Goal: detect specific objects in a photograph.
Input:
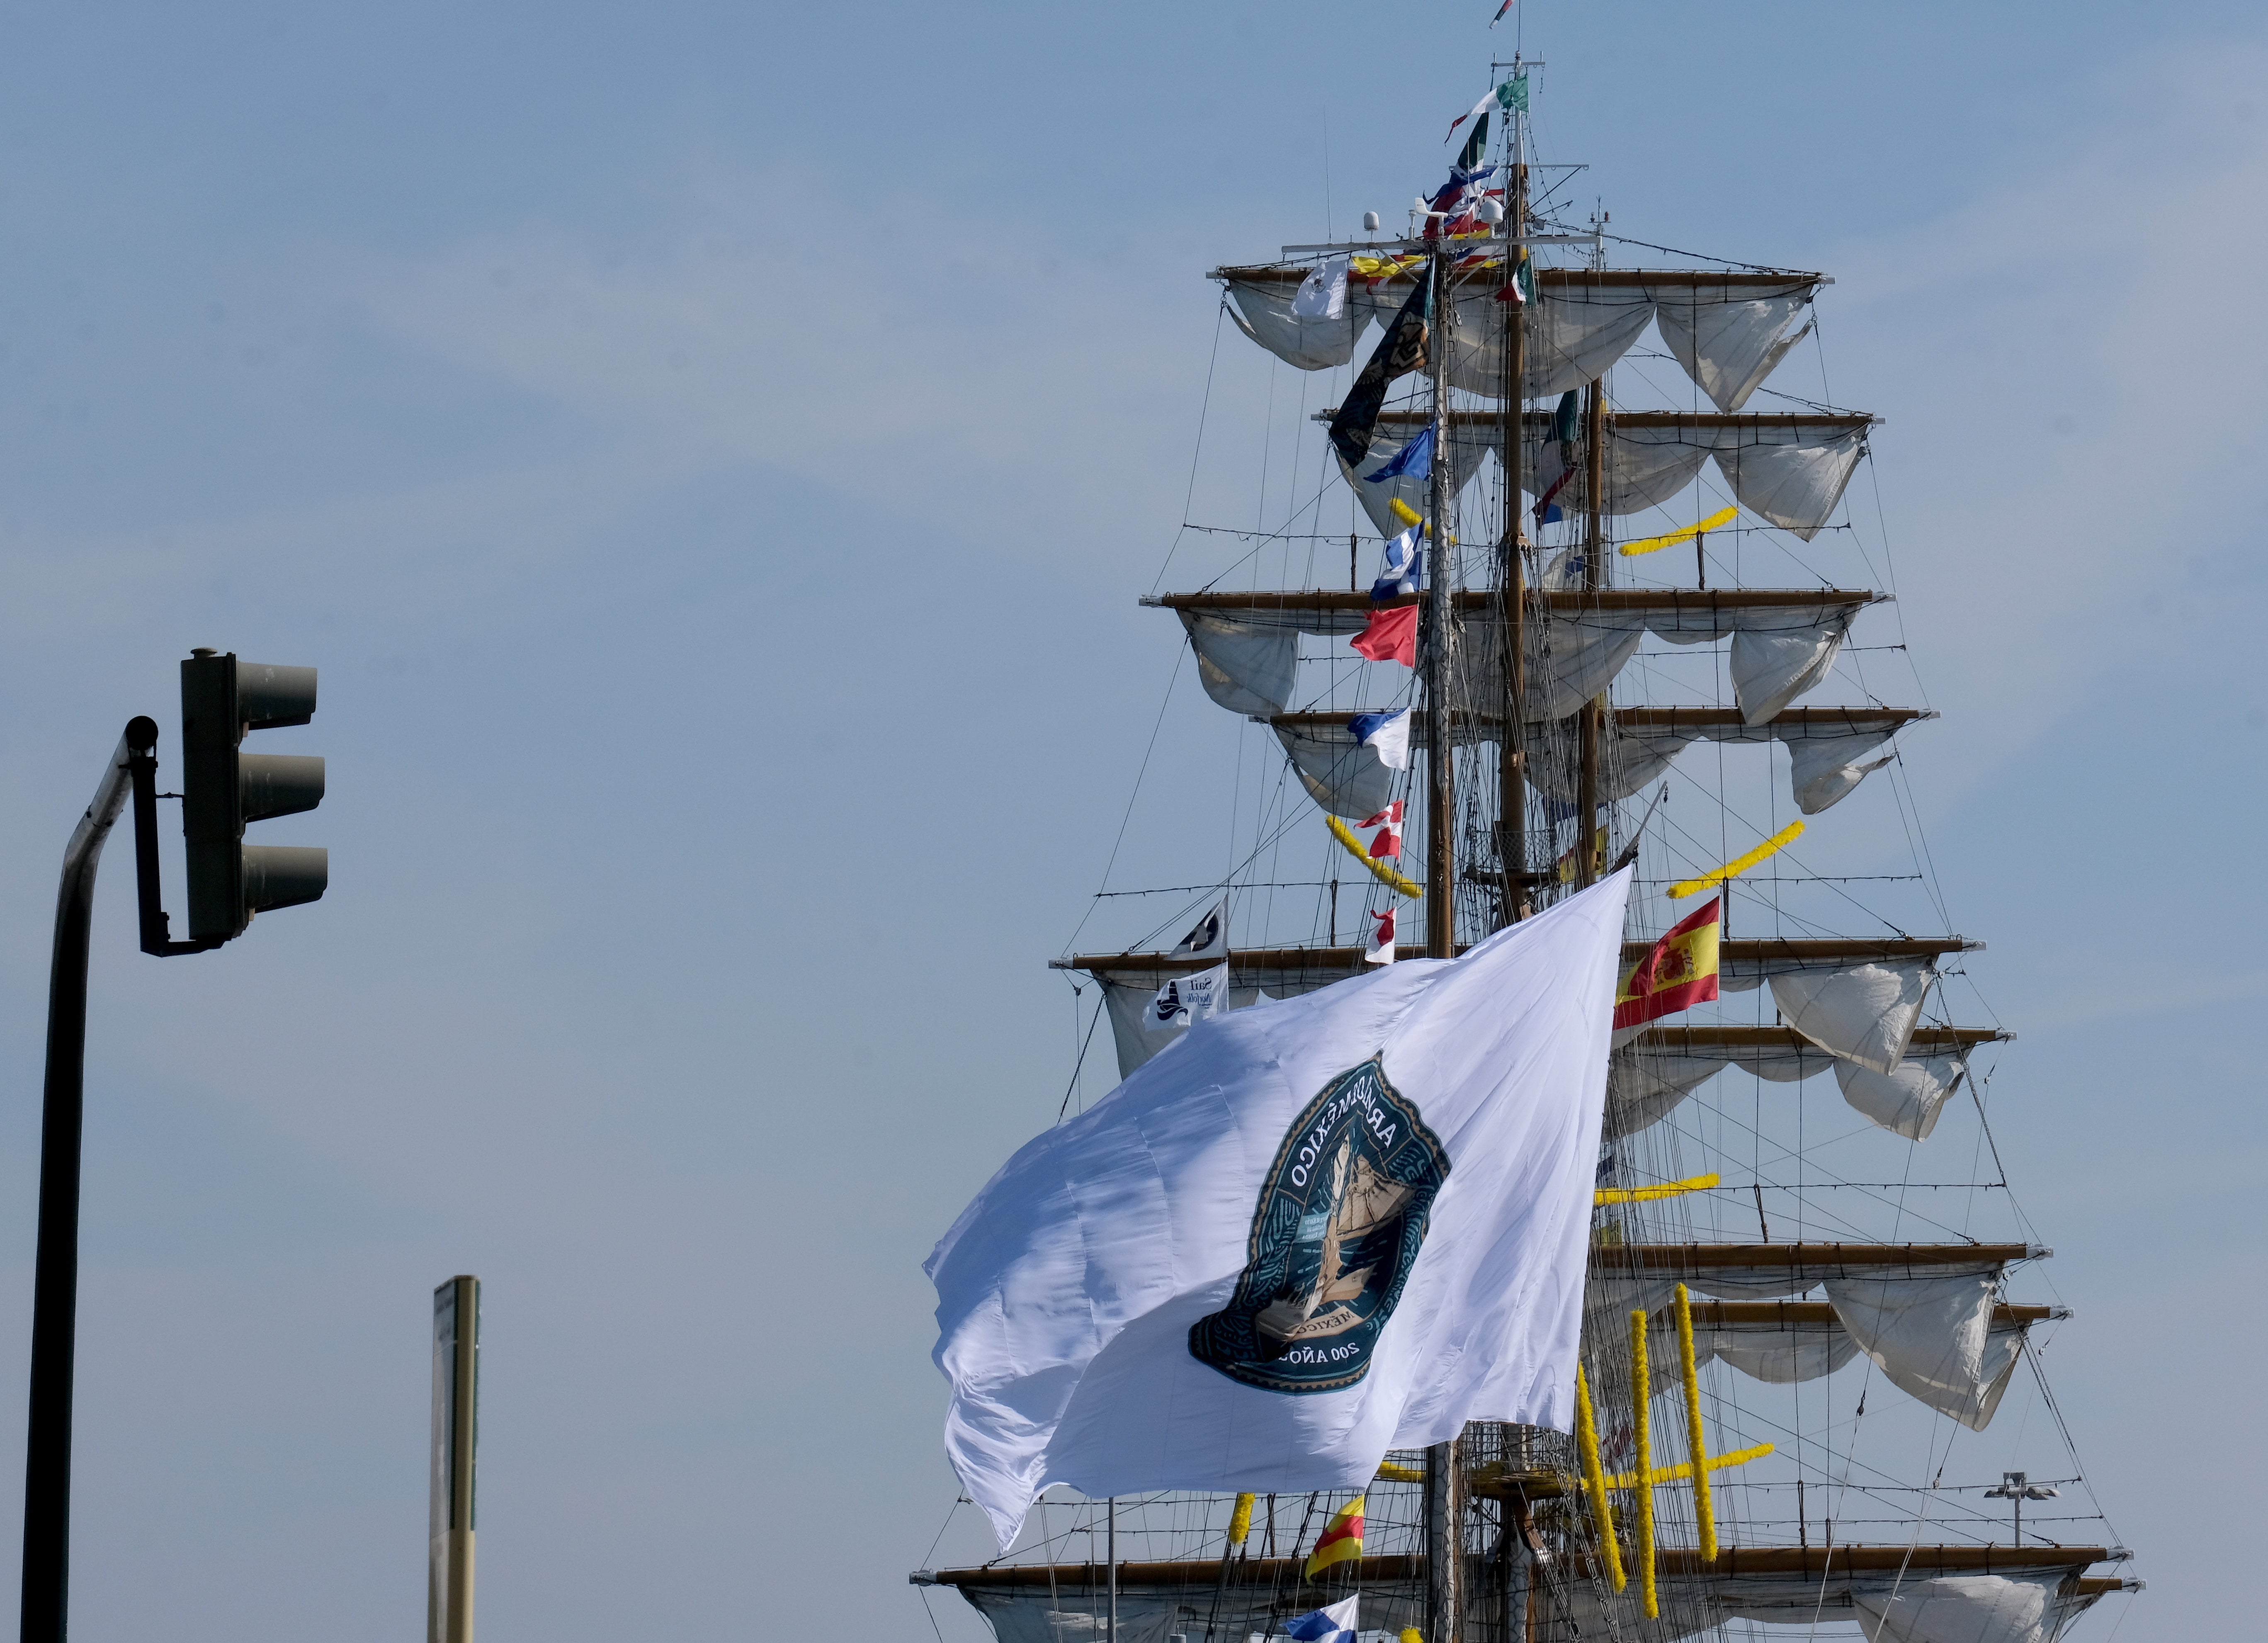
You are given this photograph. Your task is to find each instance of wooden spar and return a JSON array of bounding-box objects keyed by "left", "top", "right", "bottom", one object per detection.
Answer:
[
  {"left": 1632, "top": 1024, "right": 2010, "bottom": 1052},
  {"left": 1336, "top": 408, "right": 1878, "bottom": 433},
  {"left": 1051, "top": 935, "right": 1981, "bottom": 977},
  {"left": 1498, "top": 161, "right": 1529, "bottom": 928},
  {"left": 923, "top": 1545, "right": 2115, "bottom": 1590},
  {"left": 1592, "top": 1242, "right": 2046, "bottom": 1270},
  {"left": 1677, "top": 1301, "right": 2065, "bottom": 1326},
  {"left": 1576, "top": 378, "right": 1605, "bottom": 890},
  {"left": 1426, "top": 250, "right": 1456, "bottom": 963},
  {"left": 1213, "top": 265, "right": 1829, "bottom": 292},
  {"left": 1270, "top": 706, "right": 1929, "bottom": 737},
  {"left": 1147, "top": 588, "right": 1887, "bottom": 613}
]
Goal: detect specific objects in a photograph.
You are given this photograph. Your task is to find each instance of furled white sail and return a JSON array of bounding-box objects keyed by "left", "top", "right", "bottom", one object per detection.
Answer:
[
  {"left": 1092, "top": 972, "right": 1277, "bottom": 1080},
  {"left": 1825, "top": 1266, "right": 2030, "bottom": 1431},
  {"left": 1445, "top": 280, "right": 1657, "bottom": 398},
  {"left": 1527, "top": 710, "right": 1922, "bottom": 817},
  {"left": 1835, "top": 1054, "right": 1969, "bottom": 1141},
  {"left": 1693, "top": 1313, "right": 1862, "bottom": 1385},
  {"left": 1768, "top": 959, "right": 1935, "bottom": 1076},
  {"left": 1272, "top": 716, "right": 1404, "bottom": 820},
  {"left": 1608, "top": 1027, "right": 1973, "bottom": 1140},
  {"left": 1221, "top": 275, "right": 1373, "bottom": 370},
  {"left": 1853, "top": 1573, "right": 2069, "bottom": 1643},
  {"left": 1521, "top": 418, "right": 1870, "bottom": 540},
  {"left": 1651, "top": 280, "right": 1818, "bottom": 412}
]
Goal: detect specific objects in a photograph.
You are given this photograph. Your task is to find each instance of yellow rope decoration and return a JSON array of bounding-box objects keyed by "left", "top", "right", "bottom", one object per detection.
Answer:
[
  {"left": 1594, "top": 1173, "right": 1721, "bottom": 1206},
  {"left": 1600, "top": 1441, "right": 1774, "bottom": 1492},
  {"left": 1373, "top": 1460, "right": 1424, "bottom": 1482},
  {"left": 1326, "top": 813, "right": 1425, "bottom": 898},
  {"left": 1666, "top": 820, "right": 1805, "bottom": 900},
  {"left": 1227, "top": 1492, "right": 1255, "bottom": 1546},
  {"left": 1675, "top": 1284, "right": 1720, "bottom": 1562},
  {"left": 1629, "top": 1310, "right": 1658, "bottom": 1619},
  {"left": 1386, "top": 496, "right": 1457, "bottom": 543},
  {"left": 1618, "top": 504, "right": 1738, "bottom": 558},
  {"left": 1574, "top": 1365, "right": 1625, "bottom": 1592}
]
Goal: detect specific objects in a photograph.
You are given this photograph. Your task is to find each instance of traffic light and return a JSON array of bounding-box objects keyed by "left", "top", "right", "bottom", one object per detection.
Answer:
[{"left": 179, "top": 649, "right": 327, "bottom": 942}]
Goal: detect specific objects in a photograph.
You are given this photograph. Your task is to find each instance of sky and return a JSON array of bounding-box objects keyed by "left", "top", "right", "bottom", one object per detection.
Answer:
[{"left": 0, "top": 2, "right": 2259, "bottom": 1638}]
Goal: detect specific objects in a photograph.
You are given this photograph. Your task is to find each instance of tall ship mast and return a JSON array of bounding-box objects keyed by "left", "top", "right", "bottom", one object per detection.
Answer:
[{"left": 915, "top": 54, "right": 2138, "bottom": 1643}]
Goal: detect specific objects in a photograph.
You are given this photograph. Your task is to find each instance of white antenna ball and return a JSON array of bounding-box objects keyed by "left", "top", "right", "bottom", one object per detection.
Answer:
[
  {"left": 1362, "top": 211, "right": 1380, "bottom": 232},
  {"left": 1477, "top": 197, "right": 1505, "bottom": 224}
]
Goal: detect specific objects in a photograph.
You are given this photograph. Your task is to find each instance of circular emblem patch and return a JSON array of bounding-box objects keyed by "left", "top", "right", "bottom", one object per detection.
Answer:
[{"left": 1188, "top": 1057, "right": 1449, "bottom": 1394}]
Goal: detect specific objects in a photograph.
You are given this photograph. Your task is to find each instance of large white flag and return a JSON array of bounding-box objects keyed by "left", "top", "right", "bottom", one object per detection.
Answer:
[{"left": 926, "top": 872, "right": 1631, "bottom": 1546}]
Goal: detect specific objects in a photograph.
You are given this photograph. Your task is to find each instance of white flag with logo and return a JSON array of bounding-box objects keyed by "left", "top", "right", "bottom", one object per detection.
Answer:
[
  {"left": 926, "top": 872, "right": 1631, "bottom": 1546},
  {"left": 1144, "top": 961, "right": 1231, "bottom": 1034}
]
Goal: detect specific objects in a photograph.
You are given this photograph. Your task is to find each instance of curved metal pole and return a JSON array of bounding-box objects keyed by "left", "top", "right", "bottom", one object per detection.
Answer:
[{"left": 20, "top": 717, "right": 154, "bottom": 1643}]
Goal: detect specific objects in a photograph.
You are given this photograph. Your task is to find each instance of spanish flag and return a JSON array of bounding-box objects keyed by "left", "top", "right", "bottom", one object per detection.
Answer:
[
  {"left": 1304, "top": 1494, "right": 1365, "bottom": 1580},
  {"left": 1613, "top": 898, "right": 1721, "bottom": 1029}
]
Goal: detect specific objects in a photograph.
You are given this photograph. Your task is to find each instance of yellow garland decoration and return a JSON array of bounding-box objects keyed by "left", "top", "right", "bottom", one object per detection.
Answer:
[
  {"left": 1667, "top": 820, "right": 1805, "bottom": 900},
  {"left": 1227, "top": 1492, "right": 1255, "bottom": 1546},
  {"left": 1386, "top": 497, "right": 1457, "bottom": 544},
  {"left": 1374, "top": 1460, "right": 1425, "bottom": 1482},
  {"left": 1573, "top": 1365, "right": 1626, "bottom": 1592},
  {"left": 1629, "top": 1310, "right": 1658, "bottom": 1619},
  {"left": 1600, "top": 1441, "right": 1774, "bottom": 1492},
  {"left": 1594, "top": 1173, "right": 1721, "bottom": 1206},
  {"left": 1675, "top": 1284, "right": 1720, "bottom": 1562},
  {"left": 1618, "top": 504, "right": 1739, "bottom": 558},
  {"left": 1326, "top": 813, "right": 1425, "bottom": 898}
]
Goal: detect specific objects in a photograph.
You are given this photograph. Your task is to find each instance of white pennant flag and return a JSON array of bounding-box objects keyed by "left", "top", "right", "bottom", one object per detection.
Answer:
[
  {"left": 926, "top": 872, "right": 1632, "bottom": 1546},
  {"left": 1291, "top": 253, "right": 1350, "bottom": 321}
]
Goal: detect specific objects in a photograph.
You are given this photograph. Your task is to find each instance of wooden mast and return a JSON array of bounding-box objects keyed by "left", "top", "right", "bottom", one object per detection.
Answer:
[
  {"left": 1422, "top": 238, "right": 1464, "bottom": 1643},
  {"left": 1497, "top": 158, "right": 1529, "bottom": 930},
  {"left": 1425, "top": 251, "right": 1456, "bottom": 960},
  {"left": 1574, "top": 377, "right": 1605, "bottom": 888}
]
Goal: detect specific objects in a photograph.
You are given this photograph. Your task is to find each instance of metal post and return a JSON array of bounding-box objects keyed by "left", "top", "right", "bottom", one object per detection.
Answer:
[
  {"left": 430, "top": 1276, "right": 479, "bottom": 1643},
  {"left": 1425, "top": 251, "right": 1456, "bottom": 959},
  {"left": 1107, "top": 1497, "right": 1117, "bottom": 1643},
  {"left": 19, "top": 719, "right": 151, "bottom": 1643}
]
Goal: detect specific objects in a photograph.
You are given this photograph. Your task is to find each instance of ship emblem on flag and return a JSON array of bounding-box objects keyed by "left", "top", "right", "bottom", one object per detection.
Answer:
[
  {"left": 1612, "top": 897, "right": 1722, "bottom": 1029},
  {"left": 1188, "top": 1059, "right": 1448, "bottom": 1394}
]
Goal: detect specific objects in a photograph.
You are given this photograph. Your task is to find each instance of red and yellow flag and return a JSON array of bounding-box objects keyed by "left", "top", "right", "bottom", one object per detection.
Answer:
[
  {"left": 1613, "top": 898, "right": 1721, "bottom": 1030},
  {"left": 1304, "top": 1494, "right": 1365, "bottom": 1580}
]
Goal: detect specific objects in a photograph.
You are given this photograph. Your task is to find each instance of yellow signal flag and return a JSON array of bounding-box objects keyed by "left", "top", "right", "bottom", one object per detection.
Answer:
[
  {"left": 1619, "top": 504, "right": 1739, "bottom": 558},
  {"left": 1555, "top": 825, "right": 1608, "bottom": 885},
  {"left": 1666, "top": 820, "right": 1804, "bottom": 900},
  {"left": 1303, "top": 1494, "right": 1365, "bottom": 1580}
]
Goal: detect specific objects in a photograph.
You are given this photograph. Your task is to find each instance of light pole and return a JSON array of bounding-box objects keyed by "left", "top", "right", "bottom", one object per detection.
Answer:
[
  {"left": 1983, "top": 1471, "right": 2058, "bottom": 1544},
  {"left": 19, "top": 655, "right": 327, "bottom": 1643}
]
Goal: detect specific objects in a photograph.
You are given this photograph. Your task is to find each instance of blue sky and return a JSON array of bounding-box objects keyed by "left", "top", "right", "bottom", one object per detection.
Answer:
[{"left": 0, "top": 2, "right": 2259, "bottom": 1638}]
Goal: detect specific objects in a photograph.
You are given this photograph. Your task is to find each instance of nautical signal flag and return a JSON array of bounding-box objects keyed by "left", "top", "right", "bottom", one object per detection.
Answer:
[
  {"left": 1372, "top": 526, "right": 1423, "bottom": 601},
  {"left": 1364, "top": 908, "right": 1396, "bottom": 965},
  {"left": 1357, "top": 800, "right": 1404, "bottom": 861},
  {"left": 1363, "top": 424, "right": 1434, "bottom": 486},
  {"left": 1284, "top": 1594, "right": 1360, "bottom": 1642},
  {"left": 1612, "top": 898, "right": 1722, "bottom": 1030},
  {"left": 1348, "top": 707, "right": 1412, "bottom": 770},
  {"left": 1350, "top": 606, "right": 1418, "bottom": 667},
  {"left": 1305, "top": 1496, "right": 1366, "bottom": 1579}
]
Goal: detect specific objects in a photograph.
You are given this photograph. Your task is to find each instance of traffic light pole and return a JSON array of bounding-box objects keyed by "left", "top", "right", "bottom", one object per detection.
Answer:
[{"left": 20, "top": 717, "right": 154, "bottom": 1643}]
